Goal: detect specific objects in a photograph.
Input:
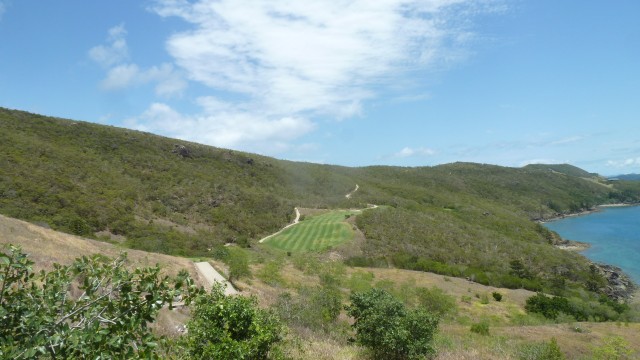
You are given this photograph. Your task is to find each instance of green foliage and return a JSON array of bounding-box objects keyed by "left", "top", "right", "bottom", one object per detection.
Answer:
[
  {"left": 414, "top": 286, "right": 458, "bottom": 318},
  {"left": 525, "top": 293, "right": 571, "bottom": 320},
  {"left": 525, "top": 292, "right": 630, "bottom": 322},
  {"left": 591, "top": 336, "right": 634, "bottom": 360},
  {"left": 470, "top": 321, "right": 490, "bottom": 336},
  {"left": 346, "top": 288, "right": 439, "bottom": 360},
  {"left": 0, "top": 245, "right": 201, "bottom": 359},
  {"left": 256, "top": 260, "right": 285, "bottom": 286},
  {"left": 226, "top": 247, "right": 251, "bottom": 282},
  {"left": 181, "top": 284, "right": 284, "bottom": 360},
  {"left": 492, "top": 292, "right": 503, "bottom": 302},
  {"left": 516, "top": 337, "right": 566, "bottom": 360}
]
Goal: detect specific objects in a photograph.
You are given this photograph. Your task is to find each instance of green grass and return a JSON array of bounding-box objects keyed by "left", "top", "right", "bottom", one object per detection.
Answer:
[{"left": 264, "top": 210, "right": 360, "bottom": 252}]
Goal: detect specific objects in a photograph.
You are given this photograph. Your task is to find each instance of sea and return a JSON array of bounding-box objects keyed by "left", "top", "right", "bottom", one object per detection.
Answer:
[{"left": 544, "top": 206, "right": 640, "bottom": 283}]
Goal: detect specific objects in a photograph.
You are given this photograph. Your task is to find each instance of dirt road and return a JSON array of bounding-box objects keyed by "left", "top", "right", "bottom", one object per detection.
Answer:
[{"left": 194, "top": 261, "right": 238, "bottom": 295}]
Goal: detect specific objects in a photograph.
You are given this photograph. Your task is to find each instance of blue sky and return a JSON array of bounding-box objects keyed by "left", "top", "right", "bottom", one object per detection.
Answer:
[{"left": 1, "top": 0, "right": 638, "bottom": 175}]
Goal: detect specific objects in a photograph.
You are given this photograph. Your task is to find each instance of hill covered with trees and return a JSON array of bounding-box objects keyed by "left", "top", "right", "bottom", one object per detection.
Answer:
[{"left": 2, "top": 107, "right": 640, "bottom": 296}]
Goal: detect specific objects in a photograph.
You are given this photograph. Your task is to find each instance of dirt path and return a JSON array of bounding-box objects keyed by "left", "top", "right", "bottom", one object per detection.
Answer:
[
  {"left": 194, "top": 261, "right": 238, "bottom": 295},
  {"left": 258, "top": 207, "right": 300, "bottom": 243},
  {"left": 345, "top": 184, "right": 359, "bottom": 199}
]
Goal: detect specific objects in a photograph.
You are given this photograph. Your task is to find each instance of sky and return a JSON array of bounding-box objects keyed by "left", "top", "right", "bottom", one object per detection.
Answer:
[{"left": 1, "top": 0, "right": 639, "bottom": 175}]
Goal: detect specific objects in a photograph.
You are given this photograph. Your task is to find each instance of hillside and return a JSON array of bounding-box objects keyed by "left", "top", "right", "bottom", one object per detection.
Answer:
[{"left": 2, "top": 107, "right": 640, "bottom": 297}]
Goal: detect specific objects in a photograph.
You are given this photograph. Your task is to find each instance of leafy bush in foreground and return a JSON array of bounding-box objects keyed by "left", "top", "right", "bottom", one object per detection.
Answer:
[
  {"left": 0, "top": 245, "right": 201, "bottom": 359},
  {"left": 181, "top": 284, "right": 284, "bottom": 360},
  {"left": 346, "top": 288, "right": 439, "bottom": 360}
]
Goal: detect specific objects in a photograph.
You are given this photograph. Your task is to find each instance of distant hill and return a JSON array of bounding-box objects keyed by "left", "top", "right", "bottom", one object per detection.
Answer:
[
  {"left": 523, "top": 163, "right": 599, "bottom": 178},
  {"left": 2, "top": 107, "right": 640, "bottom": 294},
  {"left": 610, "top": 173, "right": 640, "bottom": 181}
]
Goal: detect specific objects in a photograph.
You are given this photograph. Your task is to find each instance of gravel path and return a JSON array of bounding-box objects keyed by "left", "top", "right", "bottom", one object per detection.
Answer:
[{"left": 194, "top": 261, "right": 238, "bottom": 295}]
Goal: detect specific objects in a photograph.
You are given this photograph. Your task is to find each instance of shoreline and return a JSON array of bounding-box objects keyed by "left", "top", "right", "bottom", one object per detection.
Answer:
[
  {"left": 539, "top": 202, "right": 638, "bottom": 223},
  {"left": 544, "top": 203, "right": 640, "bottom": 300}
]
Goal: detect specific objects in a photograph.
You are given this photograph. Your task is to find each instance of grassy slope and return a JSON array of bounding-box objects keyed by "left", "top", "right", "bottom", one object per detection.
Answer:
[
  {"left": 263, "top": 209, "right": 360, "bottom": 252},
  {"left": 2, "top": 212, "right": 639, "bottom": 359}
]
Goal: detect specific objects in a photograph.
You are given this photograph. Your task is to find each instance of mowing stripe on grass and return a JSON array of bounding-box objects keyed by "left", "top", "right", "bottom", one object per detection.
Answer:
[{"left": 264, "top": 210, "right": 359, "bottom": 252}]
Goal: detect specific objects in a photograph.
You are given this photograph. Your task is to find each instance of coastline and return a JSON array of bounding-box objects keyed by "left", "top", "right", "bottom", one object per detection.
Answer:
[
  {"left": 544, "top": 203, "right": 640, "bottom": 300},
  {"left": 539, "top": 202, "right": 637, "bottom": 223}
]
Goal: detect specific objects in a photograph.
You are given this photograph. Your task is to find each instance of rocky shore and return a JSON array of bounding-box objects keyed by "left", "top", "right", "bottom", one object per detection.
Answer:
[{"left": 592, "top": 263, "right": 637, "bottom": 301}]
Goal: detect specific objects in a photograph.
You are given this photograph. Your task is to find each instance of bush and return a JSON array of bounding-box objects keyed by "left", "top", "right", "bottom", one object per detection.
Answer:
[
  {"left": 517, "top": 337, "right": 565, "bottom": 360},
  {"left": 0, "top": 245, "right": 201, "bottom": 359},
  {"left": 470, "top": 321, "right": 490, "bottom": 336},
  {"left": 415, "top": 286, "right": 457, "bottom": 318},
  {"left": 182, "top": 284, "right": 283, "bottom": 359},
  {"left": 492, "top": 292, "right": 503, "bottom": 302},
  {"left": 346, "top": 288, "right": 439, "bottom": 360},
  {"left": 591, "top": 336, "right": 634, "bottom": 360}
]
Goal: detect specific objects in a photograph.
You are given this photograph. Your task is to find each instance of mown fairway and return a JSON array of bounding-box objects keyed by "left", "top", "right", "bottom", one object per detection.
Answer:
[{"left": 264, "top": 210, "right": 359, "bottom": 251}]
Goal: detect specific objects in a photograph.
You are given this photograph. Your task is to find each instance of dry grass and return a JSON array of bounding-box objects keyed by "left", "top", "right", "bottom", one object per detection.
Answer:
[{"left": 0, "top": 214, "right": 206, "bottom": 286}]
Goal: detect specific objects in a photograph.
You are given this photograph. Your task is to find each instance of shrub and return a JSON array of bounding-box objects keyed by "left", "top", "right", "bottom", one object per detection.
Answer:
[
  {"left": 492, "top": 292, "right": 503, "bottom": 302},
  {"left": 415, "top": 286, "right": 457, "bottom": 318},
  {"left": 591, "top": 336, "right": 634, "bottom": 360},
  {"left": 517, "top": 337, "right": 565, "bottom": 360},
  {"left": 346, "top": 288, "right": 439, "bottom": 360},
  {"left": 182, "top": 284, "right": 283, "bottom": 359},
  {"left": 0, "top": 245, "right": 201, "bottom": 359},
  {"left": 470, "top": 321, "right": 490, "bottom": 336}
]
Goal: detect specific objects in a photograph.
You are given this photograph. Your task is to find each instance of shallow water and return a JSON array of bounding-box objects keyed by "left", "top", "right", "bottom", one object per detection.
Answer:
[{"left": 544, "top": 206, "right": 640, "bottom": 283}]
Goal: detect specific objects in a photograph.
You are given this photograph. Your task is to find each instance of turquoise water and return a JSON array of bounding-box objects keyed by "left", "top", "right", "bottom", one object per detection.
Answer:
[{"left": 544, "top": 206, "right": 640, "bottom": 283}]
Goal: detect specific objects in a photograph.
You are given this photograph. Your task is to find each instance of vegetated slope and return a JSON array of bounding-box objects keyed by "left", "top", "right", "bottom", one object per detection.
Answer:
[
  {"left": 523, "top": 163, "right": 599, "bottom": 179},
  {"left": 0, "top": 108, "right": 355, "bottom": 256},
  {"left": 2, "top": 107, "right": 640, "bottom": 297},
  {"left": 0, "top": 213, "right": 204, "bottom": 284}
]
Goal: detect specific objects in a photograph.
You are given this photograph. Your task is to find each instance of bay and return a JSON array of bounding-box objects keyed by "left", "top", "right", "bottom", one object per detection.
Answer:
[{"left": 544, "top": 206, "right": 640, "bottom": 283}]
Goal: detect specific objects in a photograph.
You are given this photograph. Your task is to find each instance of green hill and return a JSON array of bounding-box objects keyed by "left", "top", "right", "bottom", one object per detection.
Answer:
[{"left": 2, "top": 107, "right": 640, "bottom": 296}]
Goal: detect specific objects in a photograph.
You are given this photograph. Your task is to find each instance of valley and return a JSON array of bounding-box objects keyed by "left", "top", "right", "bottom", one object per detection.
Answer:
[{"left": 2, "top": 107, "right": 640, "bottom": 358}]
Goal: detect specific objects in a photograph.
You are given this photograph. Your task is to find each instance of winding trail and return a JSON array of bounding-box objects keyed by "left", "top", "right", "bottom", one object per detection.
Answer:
[
  {"left": 258, "top": 207, "right": 300, "bottom": 243},
  {"left": 194, "top": 261, "right": 238, "bottom": 295},
  {"left": 345, "top": 184, "right": 359, "bottom": 199}
]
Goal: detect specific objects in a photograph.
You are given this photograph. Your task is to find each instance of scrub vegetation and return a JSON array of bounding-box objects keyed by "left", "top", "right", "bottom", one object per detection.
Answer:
[{"left": 2, "top": 108, "right": 640, "bottom": 358}]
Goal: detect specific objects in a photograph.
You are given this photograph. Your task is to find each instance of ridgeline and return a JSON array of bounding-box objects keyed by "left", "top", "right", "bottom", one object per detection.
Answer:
[{"left": 2, "top": 107, "right": 640, "bottom": 295}]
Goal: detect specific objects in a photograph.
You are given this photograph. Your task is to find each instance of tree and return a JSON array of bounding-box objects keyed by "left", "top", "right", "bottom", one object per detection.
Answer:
[
  {"left": 0, "top": 245, "right": 201, "bottom": 359},
  {"left": 345, "top": 288, "right": 439, "bottom": 360},
  {"left": 181, "top": 284, "right": 283, "bottom": 360}
]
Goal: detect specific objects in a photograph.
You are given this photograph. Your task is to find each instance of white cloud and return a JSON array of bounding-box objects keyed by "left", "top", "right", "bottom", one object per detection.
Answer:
[
  {"left": 126, "top": 101, "right": 316, "bottom": 150},
  {"left": 88, "top": 24, "right": 129, "bottom": 67},
  {"left": 100, "top": 63, "right": 187, "bottom": 97},
  {"left": 90, "top": 25, "right": 187, "bottom": 97},
  {"left": 142, "top": 0, "right": 496, "bottom": 149},
  {"left": 549, "top": 136, "right": 584, "bottom": 146},
  {"left": 606, "top": 158, "right": 640, "bottom": 169},
  {"left": 395, "top": 146, "right": 436, "bottom": 158}
]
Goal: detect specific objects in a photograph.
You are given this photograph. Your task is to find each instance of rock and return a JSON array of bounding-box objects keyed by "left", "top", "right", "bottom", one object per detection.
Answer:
[
  {"left": 172, "top": 144, "right": 192, "bottom": 158},
  {"left": 592, "top": 263, "right": 637, "bottom": 301}
]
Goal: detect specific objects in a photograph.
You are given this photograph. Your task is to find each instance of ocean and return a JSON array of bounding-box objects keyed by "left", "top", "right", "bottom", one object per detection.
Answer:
[{"left": 544, "top": 206, "right": 640, "bottom": 283}]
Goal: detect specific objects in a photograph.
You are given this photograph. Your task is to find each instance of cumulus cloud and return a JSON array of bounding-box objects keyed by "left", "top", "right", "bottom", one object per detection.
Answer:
[
  {"left": 395, "top": 146, "right": 436, "bottom": 158},
  {"left": 136, "top": 0, "right": 496, "bottom": 150},
  {"left": 90, "top": 25, "right": 187, "bottom": 97},
  {"left": 126, "top": 101, "right": 316, "bottom": 150}
]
